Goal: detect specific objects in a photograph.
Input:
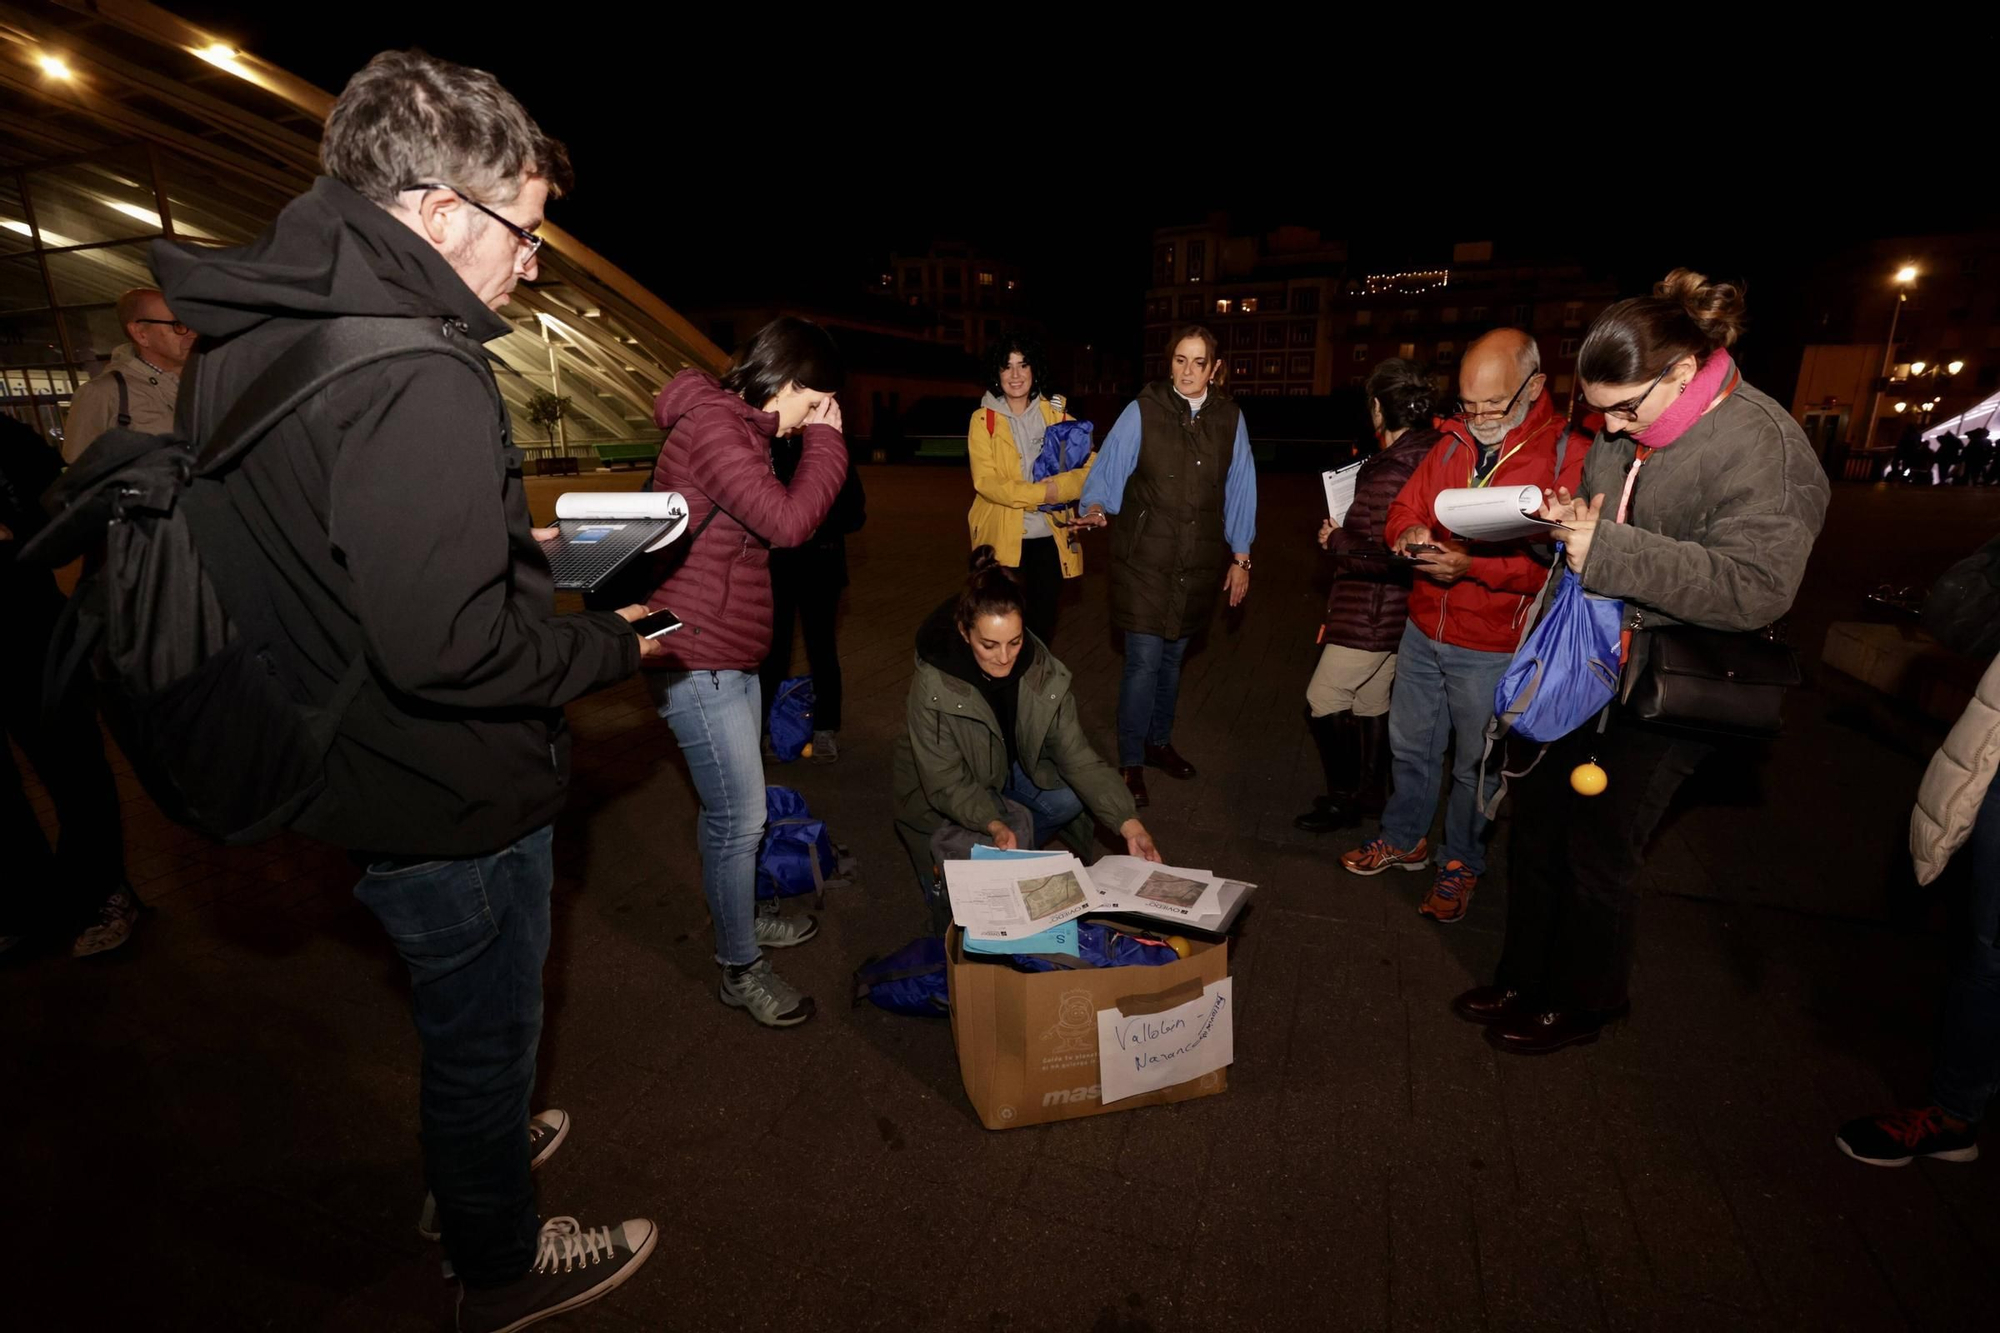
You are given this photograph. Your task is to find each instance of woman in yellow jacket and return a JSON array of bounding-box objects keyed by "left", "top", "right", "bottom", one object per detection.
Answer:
[{"left": 966, "top": 332, "right": 1093, "bottom": 646}]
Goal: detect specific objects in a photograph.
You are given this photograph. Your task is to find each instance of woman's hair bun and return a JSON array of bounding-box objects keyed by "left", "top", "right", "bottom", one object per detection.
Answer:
[
  {"left": 1654, "top": 268, "right": 1746, "bottom": 350},
  {"left": 969, "top": 543, "right": 1000, "bottom": 574}
]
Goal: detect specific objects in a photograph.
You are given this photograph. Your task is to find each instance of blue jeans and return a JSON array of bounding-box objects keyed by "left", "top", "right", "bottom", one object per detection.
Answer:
[
  {"left": 649, "top": 669, "right": 765, "bottom": 968},
  {"left": 1380, "top": 619, "right": 1512, "bottom": 872},
  {"left": 353, "top": 825, "right": 554, "bottom": 1289},
  {"left": 1004, "top": 761, "right": 1086, "bottom": 847},
  {"left": 1932, "top": 774, "right": 2000, "bottom": 1123},
  {"left": 1119, "top": 632, "right": 1190, "bottom": 767}
]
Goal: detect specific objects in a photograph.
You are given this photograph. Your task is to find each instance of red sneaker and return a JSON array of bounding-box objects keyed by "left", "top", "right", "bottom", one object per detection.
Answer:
[
  {"left": 1418, "top": 861, "right": 1478, "bottom": 923},
  {"left": 1340, "top": 836, "right": 1429, "bottom": 876}
]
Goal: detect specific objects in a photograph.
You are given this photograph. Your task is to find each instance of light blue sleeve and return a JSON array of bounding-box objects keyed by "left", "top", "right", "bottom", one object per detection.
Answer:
[
  {"left": 1224, "top": 412, "right": 1257, "bottom": 552},
  {"left": 1079, "top": 401, "right": 1143, "bottom": 514}
]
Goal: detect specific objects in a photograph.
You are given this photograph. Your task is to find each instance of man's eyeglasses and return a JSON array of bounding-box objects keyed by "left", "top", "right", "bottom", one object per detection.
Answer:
[
  {"left": 402, "top": 182, "right": 544, "bottom": 257},
  {"left": 1456, "top": 370, "right": 1540, "bottom": 421},
  {"left": 1589, "top": 358, "right": 1678, "bottom": 424},
  {"left": 133, "top": 317, "right": 189, "bottom": 334}
]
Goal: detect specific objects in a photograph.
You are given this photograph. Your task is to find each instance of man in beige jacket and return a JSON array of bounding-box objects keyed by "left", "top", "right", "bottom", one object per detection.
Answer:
[{"left": 59, "top": 287, "right": 197, "bottom": 463}]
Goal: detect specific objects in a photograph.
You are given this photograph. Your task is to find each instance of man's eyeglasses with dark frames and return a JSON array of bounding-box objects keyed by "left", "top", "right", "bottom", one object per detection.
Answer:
[
  {"left": 133, "top": 318, "right": 189, "bottom": 334},
  {"left": 1591, "top": 358, "right": 1678, "bottom": 424},
  {"left": 401, "top": 183, "right": 544, "bottom": 257},
  {"left": 1455, "top": 370, "right": 1540, "bottom": 421}
]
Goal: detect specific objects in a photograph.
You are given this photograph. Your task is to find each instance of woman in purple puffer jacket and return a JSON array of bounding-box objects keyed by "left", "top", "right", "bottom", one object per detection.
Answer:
[
  {"left": 643, "top": 317, "right": 848, "bottom": 1030},
  {"left": 1296, "top": 358, "right": 1442, "bottom": 832}
]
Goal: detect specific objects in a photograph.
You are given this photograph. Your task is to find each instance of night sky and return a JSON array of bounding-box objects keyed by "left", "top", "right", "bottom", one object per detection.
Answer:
[{"left": 177, "top": 4, "right": 1970, "bottom": 387}]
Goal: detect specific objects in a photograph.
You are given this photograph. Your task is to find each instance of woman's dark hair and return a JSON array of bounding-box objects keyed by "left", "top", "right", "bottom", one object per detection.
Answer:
[
  {"left": 720, "top": 316, "right": 844, "bottom": 408},
  {"left": 957, "top": 545, "right": 1027, "bottom": 634},
  {"left": 1365, "top": 358, "right": 1435, "bottom": 432},
  {"left": 1577, "top": 268, "right": 1747, "bottom": 386},
  {"left": 1165, "top": 323, "right": 1226, "bottom": 388},
  {"left": 985, "top": 331, "right": 1049, "bottom": 398}
]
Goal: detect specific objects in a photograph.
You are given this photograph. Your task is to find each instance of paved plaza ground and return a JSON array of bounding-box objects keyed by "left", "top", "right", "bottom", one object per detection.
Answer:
[{"left": 7, "top": 465, "right": 2000, "bottom": 1332}]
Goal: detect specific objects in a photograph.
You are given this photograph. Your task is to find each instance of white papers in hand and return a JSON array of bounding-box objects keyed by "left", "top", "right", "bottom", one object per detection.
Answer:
[
  {"left": 1096, "top": 977, "right": 1234, "bottom": 1105},
  {"left": 943, "top": 854, "right": 1098, "bottom": 941},
  {"left": 1322, "top": 461, "right": 1363, "bottom": 524},
  {"left": 1432, "top": 485, "right": 1553, "bottom": 542},
  {"left": 554, "top": 490, "right": 690, "bottom": 552}
]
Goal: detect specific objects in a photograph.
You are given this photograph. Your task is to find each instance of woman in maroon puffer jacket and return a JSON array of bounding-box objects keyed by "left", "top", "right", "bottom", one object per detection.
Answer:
[
  {"left": 1296, "top": 359, "right": 1442, "bottom": 832},
  {"left": 642, "top": 317, "right": 848, "bottom": 1029}
]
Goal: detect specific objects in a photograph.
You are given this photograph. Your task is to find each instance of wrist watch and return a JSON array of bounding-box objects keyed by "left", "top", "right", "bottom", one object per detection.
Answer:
[{"left": 1232, "top": 556, "right": 1252, "bottom": 572}]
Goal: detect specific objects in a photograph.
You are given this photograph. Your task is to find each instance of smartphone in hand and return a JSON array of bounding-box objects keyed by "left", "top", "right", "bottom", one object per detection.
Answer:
[{"left": 631, "top": 608, "right": 684, "bottom": 639}]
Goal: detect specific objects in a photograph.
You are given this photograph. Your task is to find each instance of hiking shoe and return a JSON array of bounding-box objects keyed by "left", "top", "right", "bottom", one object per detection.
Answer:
[
  {"left": 753, "top": 909, "right": 819, "bottom": 949},
  {"left": 810, "top": 729, "right": 839, "bottom": 763},
  {"left": 1340, "top": 836, "right": 1429, "bottom": 876},
  {"left": 1419, "top": 861, "right": 1479, "bottom": 924},
  {"left": 719, "top": 957, "right": 815, "bottom": 1027},
  {"left": 72, "top": 889, "right": 139, "bottom": 958},
  {"left": 422, "top": 1110, "right": 572, "bottom": 1242},
  {"left": 455, "top": 1216, "right": 658, "bottom": 1333},
  {"left": 1836, "top": 1105, "right": 1980, "bottom": 1167}
]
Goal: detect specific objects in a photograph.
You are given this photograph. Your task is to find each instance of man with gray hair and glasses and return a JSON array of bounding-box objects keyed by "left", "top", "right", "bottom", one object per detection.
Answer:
[
  {"left": 153, "top": 49, "right": 659, "bottom": 1331},
  {"left": 1340, "top": 328, "right": 1591, "bottom": 926}
]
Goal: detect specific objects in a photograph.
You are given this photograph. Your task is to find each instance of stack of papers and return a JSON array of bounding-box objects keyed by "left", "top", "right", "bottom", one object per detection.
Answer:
[
  {"left": 1432, "top": 485, "right": 1555, "bottom": 542},
  {"left": 1321, "top": 461, "right": 1363, "bottom": 524},
  {"left": 943, "top": 853, "right": 1257, "bottom": 943}
]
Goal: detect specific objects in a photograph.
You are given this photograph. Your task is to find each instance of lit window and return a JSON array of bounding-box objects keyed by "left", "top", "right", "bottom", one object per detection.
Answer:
[
  {"left": 1240, "top": 298, "right": 1259, "bottom": 314},
  {"left": 1005, "top": 279, "right": 1017, "bottom": 291},
  {"left": 978, "top": 271, "right": 995, "bottom": 287},
  {"left": 1398, "top": 343, "right": 1416, "bottom": 359},
  {"left": 1216, "top": 299, "right": 1232, "bottom": 314}
]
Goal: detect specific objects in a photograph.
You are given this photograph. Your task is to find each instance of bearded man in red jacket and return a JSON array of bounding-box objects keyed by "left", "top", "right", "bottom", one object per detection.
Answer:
[{"left": 1340, "top": 329, "right": 1589, "bottom": 923}]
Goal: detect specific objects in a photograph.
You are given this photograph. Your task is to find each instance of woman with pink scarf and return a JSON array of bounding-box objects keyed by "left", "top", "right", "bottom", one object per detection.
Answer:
[{"left": 1452, "top": 270, "right": 1831, "bottom": 1054}]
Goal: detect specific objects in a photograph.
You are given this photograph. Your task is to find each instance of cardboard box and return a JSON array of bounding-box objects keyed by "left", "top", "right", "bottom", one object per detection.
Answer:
[{"left": 945, "top": 925, "right": 1230, "bottom": 1129}]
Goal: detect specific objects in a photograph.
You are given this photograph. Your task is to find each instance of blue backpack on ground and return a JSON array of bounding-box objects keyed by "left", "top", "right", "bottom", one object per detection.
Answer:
[
  {"left": 853, "top": 937, "right": 949, "bottom": 1017},
  {"left": 767, "top": 675, "right": 814, "bottom": 761},
  {"left": 757, "top": 786, "right": 852, "bottom": 903},
  {"left": 1479, "top": 549, "right": 1624, "bottom": 815},
  {"left": 1033, "top": 420, "right": 1094, "bottom": 512}
]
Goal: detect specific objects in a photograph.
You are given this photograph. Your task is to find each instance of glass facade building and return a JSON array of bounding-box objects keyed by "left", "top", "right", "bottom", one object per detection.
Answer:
[{"left": 0, "top": 1, "right": 725, "bottom": 458}]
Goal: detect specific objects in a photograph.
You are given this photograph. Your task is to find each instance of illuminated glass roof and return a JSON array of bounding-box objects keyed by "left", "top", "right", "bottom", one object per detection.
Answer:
[{"left": 0, "top": 0, "right": 724, "bottom": 454}]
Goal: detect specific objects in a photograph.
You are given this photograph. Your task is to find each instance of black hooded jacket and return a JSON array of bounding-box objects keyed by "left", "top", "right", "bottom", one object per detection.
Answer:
[
  {"left": 154, "top": 176, "right": 638, "bottom": 857},
  {"left": 914, "top": 596, "right": 1035, "bottom": 773}
]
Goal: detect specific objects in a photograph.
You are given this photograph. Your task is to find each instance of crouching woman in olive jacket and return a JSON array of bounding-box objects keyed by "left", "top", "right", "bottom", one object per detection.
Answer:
[{"left": 893, "top": 547, "right": 1163, "bottom": 924}]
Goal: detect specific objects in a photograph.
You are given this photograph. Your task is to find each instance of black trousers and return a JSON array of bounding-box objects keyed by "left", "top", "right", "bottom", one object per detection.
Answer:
[
  {"left": 760, "top": 551, "right": 845, "bottom": 732},
  {"left": 1495, "top": 715, "right": 1711, "bottom": 1012},
  {"left": 1, "top": 569, "right": 126, "bottom": 935},
  {"left": 1014, "top": 535, "right": 1063, "bottom": 648}
]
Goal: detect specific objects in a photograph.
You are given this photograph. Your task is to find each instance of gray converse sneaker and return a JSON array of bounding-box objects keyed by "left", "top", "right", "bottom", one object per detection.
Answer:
[
  {"left": 72, "top": 889, "right": 139, "bottom": 958},
  {"left": 719, "top": 957, "right": 815, "bottom": 1027},
  {"left": 810, "top": 729, "right": 839, "bottom": 763},
  {"left": 422, "top": 1110, "right": 572, "bottom": 1246},
  {"left": 752, "top": 908, "right": 819, "bottom": 949},
  {"left": 455, "top": 1216, "right": 657, "bottom": 1333}
]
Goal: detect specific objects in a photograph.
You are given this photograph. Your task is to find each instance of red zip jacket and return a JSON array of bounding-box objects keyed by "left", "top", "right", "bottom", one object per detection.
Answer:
[
  {"left": 643, "top": 370, "right": 848, "bottom": 671},
  {"left": 1384, "top": 391, "right": 1590, "bottom": 653}
]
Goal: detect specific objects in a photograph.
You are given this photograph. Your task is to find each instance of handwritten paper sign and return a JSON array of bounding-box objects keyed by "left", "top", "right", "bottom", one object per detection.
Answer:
[{"left": 1095, "top": 977, "right": 1234, "bottom": 1105}]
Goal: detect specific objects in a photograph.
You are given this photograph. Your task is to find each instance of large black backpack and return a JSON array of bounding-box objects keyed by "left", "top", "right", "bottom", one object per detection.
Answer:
[{"left": 21, "top": 316, "right": 498, "bottom": 845}]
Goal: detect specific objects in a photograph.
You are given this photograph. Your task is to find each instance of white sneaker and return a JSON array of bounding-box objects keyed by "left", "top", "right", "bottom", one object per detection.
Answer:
[
  {"left": 72, "top": 890, "right": 139, "bottom": 958},
  {"left": 752, "top": 909, "right": 819, "bottom": 949},
  {"left": 719, "top": 957, "right": 814, "bottom": 1027}
]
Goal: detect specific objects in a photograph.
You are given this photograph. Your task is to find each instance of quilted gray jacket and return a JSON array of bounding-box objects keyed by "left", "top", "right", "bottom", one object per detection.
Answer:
[{"left": 1578, "top": 381, "right": 1829, "bottom": 631}]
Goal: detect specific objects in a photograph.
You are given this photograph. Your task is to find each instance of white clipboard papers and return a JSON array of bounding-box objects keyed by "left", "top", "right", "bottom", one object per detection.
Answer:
[{"left": 539, "top": 490, "right": 692, "bottom": 592}]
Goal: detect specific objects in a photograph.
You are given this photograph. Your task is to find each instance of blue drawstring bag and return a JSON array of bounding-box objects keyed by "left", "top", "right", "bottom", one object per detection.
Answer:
[
  {"left": 1009, "top": 923, "right": 1181, "bottom": 973},
  {"left": 853, "top": 937, "right": 948, "bottom": 1017},
  {"left": 1478, "top": 550, "right": 1624, "bottom": 817},
  {"left": 1492, "top": 566, "right": 1625, "bottom": 743},
  {"left": 1033, "top": 420, "right": 1094, "bottom": 512},
  {"left": 757, "top": 786, "right": 848, "bottom": 902},
  {"left": 767, "top": 675, "right": 814, "bottom": 761}
]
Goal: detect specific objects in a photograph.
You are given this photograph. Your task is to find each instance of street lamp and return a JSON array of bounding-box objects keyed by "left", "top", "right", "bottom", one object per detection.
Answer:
[{"left": 1863, "top": 264, "right": 1920, "bottom": 451}]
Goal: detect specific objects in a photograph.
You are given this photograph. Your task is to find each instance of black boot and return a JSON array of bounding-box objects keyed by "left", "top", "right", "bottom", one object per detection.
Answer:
[
  {"left": 1352, "top": 712, "right": 1390, "bottom": 819},
  {"left": 1294, "top": 712, "right": 1360, "bottom": 832}
]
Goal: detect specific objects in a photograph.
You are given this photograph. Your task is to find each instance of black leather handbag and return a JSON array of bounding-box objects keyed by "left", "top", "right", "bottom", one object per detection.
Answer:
[{"left": 1622, "top": 619, "right": 1801, "bottom": 738}]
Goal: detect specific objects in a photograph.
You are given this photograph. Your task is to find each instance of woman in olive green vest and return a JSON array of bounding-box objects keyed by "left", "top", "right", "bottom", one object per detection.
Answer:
[{"left": 1076, "top": 326, "right": 1258, "bottom": 808}]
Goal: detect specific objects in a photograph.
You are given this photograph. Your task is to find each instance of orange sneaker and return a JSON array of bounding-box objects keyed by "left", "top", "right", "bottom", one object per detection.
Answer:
[
  {"left": 1340, "top": 836, "right": 1429, "bottom": 876},
  {"left": 1418, "top": 861, "right": 1478, "bottom": 923}
]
